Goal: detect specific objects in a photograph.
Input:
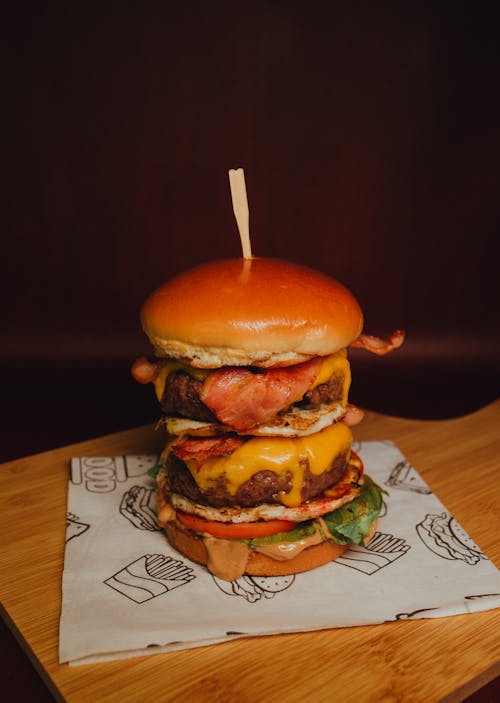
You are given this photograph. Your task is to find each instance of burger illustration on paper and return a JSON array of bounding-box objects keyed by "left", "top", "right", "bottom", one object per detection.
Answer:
[
  {"left": 119, "top": 485, "right": 161, "bottom": 531},
  {"left": 131, "top": 169, "right": 405, "bottom": 581},
  {"left": 416, "top": 512, "right": 487, "bottom": 565}
]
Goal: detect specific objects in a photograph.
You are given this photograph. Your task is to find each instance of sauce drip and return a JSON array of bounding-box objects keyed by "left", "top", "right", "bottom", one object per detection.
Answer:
[
  {"left": 253, "top": 529, "right": 324, "bottom": 562},
  {"left": 203, "top": 536, "right": 251, "bottom": 581},
  {"left": 202, "top": 525, "right": 329, "bottom": 579}
]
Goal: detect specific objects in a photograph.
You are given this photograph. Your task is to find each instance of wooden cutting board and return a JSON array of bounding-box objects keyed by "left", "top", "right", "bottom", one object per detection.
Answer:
[{"left": 1, "top": 402, "right": 499, "bottom": 703}]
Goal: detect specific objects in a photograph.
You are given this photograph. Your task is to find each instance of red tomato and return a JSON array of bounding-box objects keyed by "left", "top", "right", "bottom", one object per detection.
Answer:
[{"left": 177, "top": 511, "right": 296, "bottom": 539}]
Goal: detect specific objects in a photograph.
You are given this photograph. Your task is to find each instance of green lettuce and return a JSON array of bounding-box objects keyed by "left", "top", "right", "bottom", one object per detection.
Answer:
[
  {"left": 321, "top": 475, "right": 384, "bottom": 546},
  {"left": 147, "top": 463, "right": 162, "bottom": 480},
  {"left": 244, "top": 475, "right": 385, "bottom": 550}
]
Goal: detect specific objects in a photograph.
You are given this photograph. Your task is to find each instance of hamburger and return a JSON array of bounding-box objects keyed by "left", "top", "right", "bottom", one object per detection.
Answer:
[{"left": 132, "top": 257, "right": 403, "bottom": 581}]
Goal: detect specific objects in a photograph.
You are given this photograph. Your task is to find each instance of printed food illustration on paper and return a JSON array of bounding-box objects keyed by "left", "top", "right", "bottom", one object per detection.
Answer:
[
  {"left": 212, "top": 574, "right": 295, "bottom": 603},
  {"left": 70, "top": 454, "right": 159, "bottom": 493},
  {"left": 416, "top": 512, "right": 488, "bottom": 565},
  {"left": 65, "top": 513, "right": 90, "bottom": 542},
  {"left": 120, "top": 485, "right": 161, "bottom": 531},
  {"left": 104, "top": 554, "right": 196, "bottom": 603},
  {"left": 331, "top": 531, "right": 411, "bottom": 575},
  {"left": 385, "top": 460, "right": 432, "bottom": 495}
]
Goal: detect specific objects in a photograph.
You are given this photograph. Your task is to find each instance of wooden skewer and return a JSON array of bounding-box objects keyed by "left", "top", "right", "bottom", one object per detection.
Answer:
[{"left": 229, "top": 168, "right": 252, "bottom": 259}]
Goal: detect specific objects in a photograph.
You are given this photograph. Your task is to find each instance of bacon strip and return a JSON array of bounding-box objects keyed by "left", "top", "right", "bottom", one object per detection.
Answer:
[
  {"left": 350, "top": 329, "right": 405, "bottom": 356},
  {"left": 131, "top": 356, "right": 159, "bottom": 384},
  {"left": 173, "top": 436, "right": 245, "bottom": 469},
  {"left": 200, "top": 357, "right": 322, "bottom": 432},
  {"left": 342, "top": 404, "right": 364, "bottom": 427}
]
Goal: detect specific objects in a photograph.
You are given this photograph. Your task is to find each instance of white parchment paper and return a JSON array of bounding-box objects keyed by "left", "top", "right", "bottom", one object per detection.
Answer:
[{"left": 59, "top": 440, "right": 500, "bottom": 664}]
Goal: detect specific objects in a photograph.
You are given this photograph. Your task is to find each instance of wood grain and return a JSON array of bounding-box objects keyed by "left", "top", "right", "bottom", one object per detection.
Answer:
[{"left": 1, "top": 403, "right": 499, "bottom": 703}]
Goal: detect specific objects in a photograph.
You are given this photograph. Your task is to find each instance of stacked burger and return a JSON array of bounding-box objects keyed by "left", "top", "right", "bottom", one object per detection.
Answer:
[{"left": 132, "top": 257, "right": 403, "bottom": 581}]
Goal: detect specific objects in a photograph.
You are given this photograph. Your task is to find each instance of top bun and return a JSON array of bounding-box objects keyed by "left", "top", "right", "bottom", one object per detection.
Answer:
[{"left": 141, "top": 258, "right": 363, "bottom": 367}]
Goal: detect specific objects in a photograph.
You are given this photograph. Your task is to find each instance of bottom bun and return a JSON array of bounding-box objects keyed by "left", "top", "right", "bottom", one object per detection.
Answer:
[
  {"left": 245, "top": 540, "right": 350, "bottom": 576},
  {"left": 164, "top": 521, "right": 352, "bottom": 579}
]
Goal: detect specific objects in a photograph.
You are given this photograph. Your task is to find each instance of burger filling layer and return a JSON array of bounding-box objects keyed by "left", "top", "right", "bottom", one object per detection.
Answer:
[
  {"left": 166, "top": 448, "right": 348, "bottom": 507},
  {"left": 164, "top": 421, "right": 353, "bottom": 510},
  {"left": 156, "top": 469, "right": 383, "bottom": 580},
  {"left": 163, "top": 456, "right": 361, "bottom": 523},
  {"left": 155, "top": 350, "right": 351, "bottom": 432}
]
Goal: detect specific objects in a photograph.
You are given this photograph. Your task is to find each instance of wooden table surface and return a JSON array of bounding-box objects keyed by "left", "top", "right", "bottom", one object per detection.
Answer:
[{"left": 1, "top": 401, "right": 499, "bottom": 703}]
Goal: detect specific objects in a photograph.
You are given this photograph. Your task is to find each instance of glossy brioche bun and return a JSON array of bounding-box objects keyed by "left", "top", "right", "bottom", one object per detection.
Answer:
[
  {"left": 141, "top": 258, "right": 363, "bottom": 367},
  {"left": 164, "top": 520, "right": 351, "bottom": 577}
]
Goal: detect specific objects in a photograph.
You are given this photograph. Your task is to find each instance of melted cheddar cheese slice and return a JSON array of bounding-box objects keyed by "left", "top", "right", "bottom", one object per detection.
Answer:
[
  {"left": 186, "top": 422, "right": 353, "bottom": 508},
  {"left": 309, "top": 349, "right": 351, "bottom": 404}
]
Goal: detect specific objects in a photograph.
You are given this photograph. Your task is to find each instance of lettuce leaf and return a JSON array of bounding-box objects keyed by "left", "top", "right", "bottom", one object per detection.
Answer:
[
  {"left": 321, "top": 475, "right": 384, "bottom": 546},
  {"left": 147, "top": 463, "right": 162, "bottom": 480}
]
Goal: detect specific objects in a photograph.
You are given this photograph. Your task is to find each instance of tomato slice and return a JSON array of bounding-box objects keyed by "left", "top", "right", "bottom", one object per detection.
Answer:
[{"left": 177, "top": 511, "right": 296, "bottom": 539}]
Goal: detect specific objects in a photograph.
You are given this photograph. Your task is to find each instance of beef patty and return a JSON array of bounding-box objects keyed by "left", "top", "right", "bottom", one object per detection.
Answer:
[
  {"left": 160, "top": 372, "right": 217, "bottom": 422},
  {"left": 160, "top": 370, "right": 345, "bottom": 422},
  {"left": 164, "top": 449, "right": 349, "bottom": 508}
]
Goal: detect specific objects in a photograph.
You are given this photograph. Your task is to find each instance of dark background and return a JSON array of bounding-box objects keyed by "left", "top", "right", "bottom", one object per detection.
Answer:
[
  {"left": 4, "top": 2, "right": 500, "bottom": 464},
  {"left": 2, "top": 3, "right": 500, "bottom": 700}
]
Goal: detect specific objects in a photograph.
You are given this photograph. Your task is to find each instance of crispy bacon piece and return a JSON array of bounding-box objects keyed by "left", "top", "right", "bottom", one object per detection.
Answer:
[
  {"left": 342, "top": 404, "right": 364, "bottom": 427},
  {"left": 350, "top": 329, "right": 405, "bottom": 356},
  {"left": 200, "top": 357, "right": 322, "bottom": 432},
  {"left": 173, "top": 435, "right": 245, "bottom": 469},
  {"left": 131, "top": 356, "right": 159, "bottom": 384}
]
